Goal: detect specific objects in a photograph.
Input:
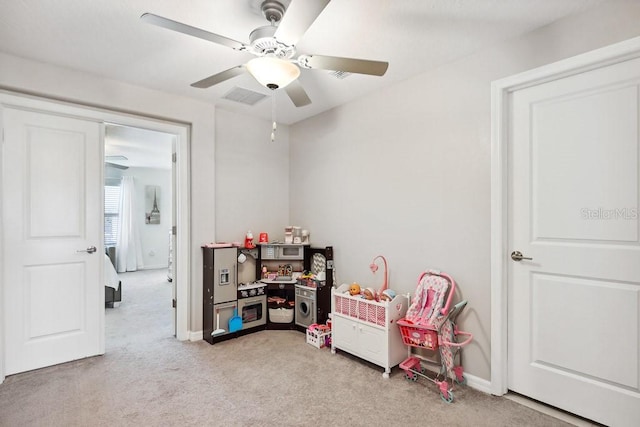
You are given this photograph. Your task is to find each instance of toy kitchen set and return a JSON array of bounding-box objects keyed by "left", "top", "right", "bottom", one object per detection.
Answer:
[{"left": 202, "top": 227, "right": 334, "bottom": 345}]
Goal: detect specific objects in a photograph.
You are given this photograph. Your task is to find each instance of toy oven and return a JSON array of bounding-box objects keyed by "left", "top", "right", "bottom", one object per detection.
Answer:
[{"left": 237, "top": 285, "right": 267, "bottom": 329}]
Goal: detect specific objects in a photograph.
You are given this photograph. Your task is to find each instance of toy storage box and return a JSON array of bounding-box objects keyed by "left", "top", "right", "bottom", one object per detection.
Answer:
[
  {"left": 306, "top": 328, "right": 331, "bottom": 349},
  {"left": 331, "top": 283, "right": 408, "bottom": 378}
]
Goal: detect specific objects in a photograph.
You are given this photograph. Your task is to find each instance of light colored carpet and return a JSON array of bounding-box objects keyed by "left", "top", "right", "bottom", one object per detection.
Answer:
[{"left": 0, "top": 269, "right": 572, "bottom": 427}]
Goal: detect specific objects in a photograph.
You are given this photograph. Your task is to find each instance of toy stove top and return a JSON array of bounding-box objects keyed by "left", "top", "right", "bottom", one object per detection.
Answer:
[
  {"left": 237, "top": 281, "right": 266, "bottom": 299},
  {"left": 238, "top": 281, "right": 265, "bottom": 290}
]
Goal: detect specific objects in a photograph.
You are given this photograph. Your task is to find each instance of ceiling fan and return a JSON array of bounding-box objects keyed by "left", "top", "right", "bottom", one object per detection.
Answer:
[
  {"left": 141, "top": 0, "right": 389, "bottom": 107},
  {"left": 105, "top": 155, "right": 129, "bottom": 170}
]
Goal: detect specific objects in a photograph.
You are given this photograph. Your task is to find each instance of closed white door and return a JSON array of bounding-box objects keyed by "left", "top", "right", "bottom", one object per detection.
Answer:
[
  {"left": 3, "top": 107, "right": 102, "bottom": 375},
  {"left": 508, "top": 56, "right": 640, "bottom": 426}
]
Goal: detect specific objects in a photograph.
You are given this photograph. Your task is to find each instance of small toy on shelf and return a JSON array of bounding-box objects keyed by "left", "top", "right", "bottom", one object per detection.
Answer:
[
  {"left": 369, "top": 255, "right": 389, "bottom": 299},
  {"left": 363, "top": 287, "right": 377, "bottom": 301},
  {"left": 379, "top": 289, "right": 396, "bottom": 302},
  {"left": 299, "top": 270, "right": 314, "bottom": 279},
  {"left": 349, "top": 283, "right": 361, "bottom": 296},
  {"left": 244, "top": 230, "right": 255, "bottom": 249},
  {"left": 297, "top": 271, "right": 321, "bottom": 288}
]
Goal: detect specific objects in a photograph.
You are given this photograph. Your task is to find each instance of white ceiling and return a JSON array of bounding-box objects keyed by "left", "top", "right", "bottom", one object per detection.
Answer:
[
  {"left": 0, "top": 0, "right": 606, "bottom": 126},
  {"left": 105, "top": 124, "right": 174, "bottom": 169}
]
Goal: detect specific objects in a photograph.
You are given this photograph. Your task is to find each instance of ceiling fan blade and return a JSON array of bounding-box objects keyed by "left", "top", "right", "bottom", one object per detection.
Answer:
[
  {"left": 274, "top": 0, "right": 331, "bottom": 46},
  {"left": 140, "top": 13, "right": 247, "bottom": 51},
  {"left": 191, "top": 66, "right": 245, "bottom": 88},
  {"left": 284, "top": 79, "right": 311, "bottom": 107},
  {"left": 301, "top": 55, "right": 388, "bottom": 76}
]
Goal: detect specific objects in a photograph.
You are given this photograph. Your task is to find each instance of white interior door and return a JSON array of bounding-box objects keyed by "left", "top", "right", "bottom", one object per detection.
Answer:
[
  {"left": 3, "top": 107, "right": 102, "bottom": 375},
  {"left": 171, "top": 143, "right": 177, "bottom": 337},
  {"left": 508, "top": 57, "right": 640, "bottom": 426}
]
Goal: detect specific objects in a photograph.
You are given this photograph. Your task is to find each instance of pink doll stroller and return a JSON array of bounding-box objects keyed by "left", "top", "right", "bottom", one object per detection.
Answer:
[{"left": 397, "top": 270, "right": 473, "bottom": 403}]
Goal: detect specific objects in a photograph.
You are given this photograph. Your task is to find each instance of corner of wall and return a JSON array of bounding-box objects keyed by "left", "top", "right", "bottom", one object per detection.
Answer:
[{"left": 189, "top": 330, "right": 204, "bottom": 342}]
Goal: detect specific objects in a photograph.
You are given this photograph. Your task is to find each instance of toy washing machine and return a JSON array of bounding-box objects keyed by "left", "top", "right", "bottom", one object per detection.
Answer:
[{"left": 295, "top": 284, "right": 316, "bottom": 328}]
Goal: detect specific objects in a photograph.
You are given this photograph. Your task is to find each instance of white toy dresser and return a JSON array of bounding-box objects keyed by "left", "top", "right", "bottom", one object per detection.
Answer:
[{"left": 331, "top": 284, "right": 408, "bottom": 378}]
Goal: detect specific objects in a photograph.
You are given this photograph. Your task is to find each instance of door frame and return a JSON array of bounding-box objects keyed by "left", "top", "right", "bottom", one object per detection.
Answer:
[
  {"left": 0, "top": 91, "right": 191, "bottom": 383},
  {"left": 490, "top": 35, "right": 640, "bottom": 395}
]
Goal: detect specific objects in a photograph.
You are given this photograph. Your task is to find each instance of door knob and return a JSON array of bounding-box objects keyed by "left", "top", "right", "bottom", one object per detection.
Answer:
[
  {"left": 77, "top": 246, "right": 97, "bottom": 254},
  {"left": 511, "top": 250, "right": 532, "bottom": 261}
]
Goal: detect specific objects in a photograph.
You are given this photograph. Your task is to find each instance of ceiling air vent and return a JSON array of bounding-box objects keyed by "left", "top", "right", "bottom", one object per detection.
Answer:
[
  {"left": 328, "top": 70, "right": 352, "bottom": 80},
  {"left": 222, "top": 87, "right": 268, "bottom": 106}
]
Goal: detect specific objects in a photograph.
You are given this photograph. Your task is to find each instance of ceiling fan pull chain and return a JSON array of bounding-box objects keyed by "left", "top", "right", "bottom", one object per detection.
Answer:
[{"left": 271, "top": 94, "right": 277, "bottom": 143}]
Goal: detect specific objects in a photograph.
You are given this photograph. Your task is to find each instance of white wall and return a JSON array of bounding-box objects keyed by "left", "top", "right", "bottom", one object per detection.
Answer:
[
  {"left": 121, "top": 167, "right": 172, "bottom": 269},
  {"left": 214, "top": 108, "right": 290, "bottom": 244},
  {"left": 0, "top": 53, "right": 216, "bottom": 333},
  {"left": 106, "top": 166, "right": 171, "bottom": 268},
  {"left": 289, "top": 0, "right": 640, "bottom": 382}
]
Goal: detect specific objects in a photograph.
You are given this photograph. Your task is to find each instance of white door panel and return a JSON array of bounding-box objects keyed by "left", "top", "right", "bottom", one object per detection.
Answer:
[
  {"left": 530, "top": 274, "right": 638, "bottom": 389},
  {"left": 25, "top": 263, "right": 85, "bottom": 339},
  {"left": 28, "top": 126, "right": 86, "bottom": 237},
  {"left": 532, "top": 85, "right": 638, "bottom": 242},
  {"left": 3, "top": 107, "right": 102, "bottom": 375},
  {"left": 508, "top": 56, "right": 640, "bottom": 426}
]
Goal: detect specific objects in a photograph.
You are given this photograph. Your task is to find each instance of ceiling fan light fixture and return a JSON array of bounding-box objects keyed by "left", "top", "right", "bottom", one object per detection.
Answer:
[{"left": 246, "top": 56, "right": 300, "bottom": 90}]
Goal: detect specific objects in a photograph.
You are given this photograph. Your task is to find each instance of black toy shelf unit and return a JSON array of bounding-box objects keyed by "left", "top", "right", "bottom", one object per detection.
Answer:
[
  {"left": 255, "top": 244, "right": 334, "bottom": 331},
  {"left": 305, "top": 246, "right": 334, "bottom": 327},
  {"left": 202, "top": 246, "right": 266, "bottom": 345},
  {"left": 202, "top": 244, "right": 334, "bottom": 344}
]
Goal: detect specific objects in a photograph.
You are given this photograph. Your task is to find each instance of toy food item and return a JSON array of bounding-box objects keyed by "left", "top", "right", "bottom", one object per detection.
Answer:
[
  {"left": 363, "top": 287, "right": 376, "bottom": 300},
  {"left": 379, "top": 289, "right": 396, "bottom": 301},
  {"left": 244, "top": 230, "right": 255, "bottom": 249},
  {"left": 349, "top": 283, "right": 361, "bottom": 296},
  {"left": 300, "top": 271, "right": 314, "bottom": 279}
]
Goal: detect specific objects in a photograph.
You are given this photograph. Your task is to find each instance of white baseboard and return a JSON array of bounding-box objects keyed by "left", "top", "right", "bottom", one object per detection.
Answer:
[
  {"left": 464, "top": 373, "right": 492, "bottom": 394},
  {"left": 407, "top": 356, "right": 492, "bottom": 394},
  {"left": 189, "top": 330, "right": 203, "bottom": 342}
]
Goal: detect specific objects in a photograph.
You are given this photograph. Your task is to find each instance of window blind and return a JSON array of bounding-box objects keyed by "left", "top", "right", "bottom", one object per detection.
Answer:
[{"left": 104, "top": 184, "right": 121, "bottom": 246}]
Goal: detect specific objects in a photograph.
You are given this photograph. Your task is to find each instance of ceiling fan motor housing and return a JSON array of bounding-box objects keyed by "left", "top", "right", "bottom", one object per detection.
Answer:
[
  {"left": 261, "top": 0, "right": 285, "bottom": 23},
  {"left": 249, "top": 25, "right": 295, "bottom": 58}
]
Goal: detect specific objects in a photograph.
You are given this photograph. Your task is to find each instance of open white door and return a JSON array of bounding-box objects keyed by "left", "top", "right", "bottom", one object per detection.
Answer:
[
  {"left": 506, "top": 55, "right": 640, "bottom": 425},
  {"left": 2, "top": 107, "right": 102, "bottom": 374},
  {"left": 171, "top": 143, "right": 177, "bottom": 337}
]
